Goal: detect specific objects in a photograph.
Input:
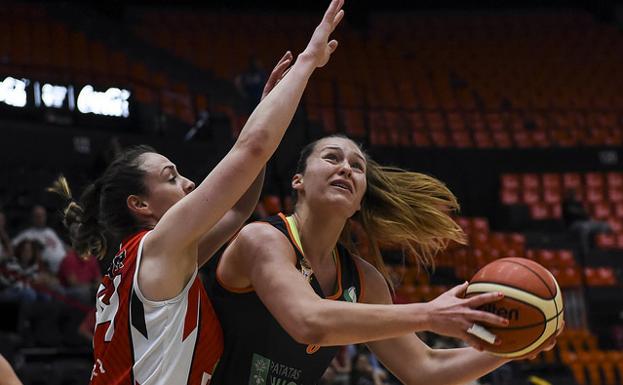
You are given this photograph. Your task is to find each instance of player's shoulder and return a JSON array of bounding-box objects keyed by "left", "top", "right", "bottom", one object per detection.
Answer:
[
  {"left": 231, "top": 221, "right": 293, "bottom": 256},
  {"left": 351, "top": 255, "right": 382, "bottom": 280},
  {"left": 237, "top": 220, "right": 285, "bottom": 241}
]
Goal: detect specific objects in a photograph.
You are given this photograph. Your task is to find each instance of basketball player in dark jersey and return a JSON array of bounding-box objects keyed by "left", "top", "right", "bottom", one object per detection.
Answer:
[
  {"left": 206, "top": 135, "right": 562, "bottom": 385},
  {"left": 49, "top": 2, "right": 346, "bottom": 383}
]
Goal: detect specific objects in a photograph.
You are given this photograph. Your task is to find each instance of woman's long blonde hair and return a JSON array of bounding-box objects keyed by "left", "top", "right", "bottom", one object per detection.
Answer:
[{"left": 294, "top": 135, "right": 467, "bottom": 289}]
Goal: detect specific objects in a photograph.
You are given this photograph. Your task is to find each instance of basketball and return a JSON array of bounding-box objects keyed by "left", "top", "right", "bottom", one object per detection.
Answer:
[{"left": 465, "top": 257, "right": 564, "bottom": 358}]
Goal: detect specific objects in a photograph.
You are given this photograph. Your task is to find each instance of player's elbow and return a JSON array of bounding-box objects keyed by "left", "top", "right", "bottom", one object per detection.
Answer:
[
  {"left": 236, "top": 128, "right": 271, "bottom": 160},
  {"left": 287, "top": 311, "right": 329, "bottom": 345}
]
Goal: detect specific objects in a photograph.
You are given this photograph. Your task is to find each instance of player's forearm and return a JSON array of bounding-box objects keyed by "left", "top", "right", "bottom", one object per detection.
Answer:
[
  {"left": 412, "top": 347, "right": 508, "bottom": 385},
  {"left": 232, "top": 168, "right": 265, "bottom": 217},
  {"left": 302, "top": 300, "right": 433, "bottom": 346},
  {"left": 196, "top": 169, "right": 265, "bottom": 266}
]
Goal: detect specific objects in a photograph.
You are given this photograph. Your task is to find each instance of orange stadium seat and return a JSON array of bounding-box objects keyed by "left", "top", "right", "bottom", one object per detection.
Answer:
[
  {"left": 340, "top": 108, "right": 366, "bottom": 138},
  {"left": 530, "top": 202, "right": 551, "bottom": 219},
  {"left": 550, "top": 203, "right": 562, "bottom": 218},
  {"left": 607, "top": 173, "right": 623, "bottom": 188},
  {"left": 522, "top": 188, "right": 541, "bottom": 205},
  {"left": 608, "top": 187, "right": 623, "bottom": 203},
  {"left": 586, "top": 186, "right": 605, "bottom": 204},
  {"left": 543, "top": 173, "right": 562, "bottom": 189},
  {"left": 501, "top": 174, "right": 520, "bottom": 190}
]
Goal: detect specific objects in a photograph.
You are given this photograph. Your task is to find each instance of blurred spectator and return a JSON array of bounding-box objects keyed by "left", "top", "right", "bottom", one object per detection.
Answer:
[
  {"left": 562, "top": 189, "right": 590, "bottom": 226},
  {"left": 78, "top": 307, "right": 96, "bottom": 342},
  {"left": 331, "top": 346, "right": 353, "bottom": 385},
  {"left": 488, "top": 363, "right": 513, "bottom": 385},
  {"left": 12, "top": 205, "right": 66, "bottom": 273},
  {"left": 0, "top": 211, "right": 12, "bottom": 259},
  {"left": 562, "top": 189, "right": 611, "bottom": 255},
  {"left": 0, "top": 354, "right": 22, "bottom": 385},
  {"left": 351, "top": 351, "right": 386, "bottom": 385},
  {"left": 320, "top": 365, "right": 336, "bottom": 385},
  {"left": 57, "top": 249, "right": 101, "bottom": 304},
  {"left": 0, "top": 239, "right": 44, "bottom": 302},
  {"left": 367, "top": 353, "right": 389, "bottom": 385},
  {"left": 235, "top": 56, "right": 267, "bottom": 113}
]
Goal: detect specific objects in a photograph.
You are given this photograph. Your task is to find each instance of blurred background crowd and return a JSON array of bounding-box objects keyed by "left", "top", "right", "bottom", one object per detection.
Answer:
[{"left": 1, "top": 0, "right": 623, "bottom": 384}]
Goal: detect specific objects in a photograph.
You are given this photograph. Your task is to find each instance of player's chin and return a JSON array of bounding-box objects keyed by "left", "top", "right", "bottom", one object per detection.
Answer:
[
  {"left": 323, "top": 195, "right": 358, "bottom": 214},
  {"left": 328, "top": 192, "right": 357, "bottom": 211}
]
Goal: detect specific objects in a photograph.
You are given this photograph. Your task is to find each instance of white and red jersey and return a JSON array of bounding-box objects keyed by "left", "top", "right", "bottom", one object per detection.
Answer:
[{"left": 90, "top": 230, "right": 223, "bottom": 385}]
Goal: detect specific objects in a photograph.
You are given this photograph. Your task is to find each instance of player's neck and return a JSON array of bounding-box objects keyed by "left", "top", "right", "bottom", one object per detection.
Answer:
[{"left": 291, "top": 205, "right": 345, "bottom": 265}]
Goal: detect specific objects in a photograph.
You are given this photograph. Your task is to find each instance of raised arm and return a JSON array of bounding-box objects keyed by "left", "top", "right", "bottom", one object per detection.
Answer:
[
  {"left": 140, "top": 0, "right": 345, "bottom": 300},
  {"left": 218, "top": 222, "right": 509, "bottom": 346},
  {"left": 197, "top": 52, "right": 295, "bottom": 266}
]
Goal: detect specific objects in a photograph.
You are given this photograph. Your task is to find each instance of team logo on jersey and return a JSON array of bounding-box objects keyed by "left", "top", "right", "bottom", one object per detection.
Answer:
[
  {"left": 106, "top": 250, "right": 126, "bottom": 279},
  {"left": 343, "top": 286, "right": 357, "bottom": 303},
  {"left": 299, "top": 258, "right": 314, "bottom": 282}
]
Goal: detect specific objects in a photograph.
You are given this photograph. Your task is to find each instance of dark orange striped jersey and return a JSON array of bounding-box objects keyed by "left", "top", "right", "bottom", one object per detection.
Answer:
[{"left": 205, "top": 214, "right": 365, "bottom": 385}]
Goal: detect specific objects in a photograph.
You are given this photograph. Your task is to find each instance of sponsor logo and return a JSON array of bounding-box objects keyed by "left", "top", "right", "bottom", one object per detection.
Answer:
[
  {"left": 106, "top": 249, "right": 126, "bottom": 279},
  {"left": 249, "top": 353, "right": 302, "bottom": 385},
  {"left": 481, "top": 303, "right": 519, "bottom": 321}
]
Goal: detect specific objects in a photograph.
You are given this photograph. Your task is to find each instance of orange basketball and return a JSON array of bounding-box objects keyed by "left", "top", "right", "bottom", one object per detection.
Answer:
[{"left": 466, "top": 257, "right": 564, "bottom": 358}]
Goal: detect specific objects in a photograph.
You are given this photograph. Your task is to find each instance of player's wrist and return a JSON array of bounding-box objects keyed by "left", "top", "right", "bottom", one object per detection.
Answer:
[
  {"left": 408, "top": 302, "right": 433, "bottom": 332},
  {"left": 296, "top": 52, "right": 322, "bottom": 70}
]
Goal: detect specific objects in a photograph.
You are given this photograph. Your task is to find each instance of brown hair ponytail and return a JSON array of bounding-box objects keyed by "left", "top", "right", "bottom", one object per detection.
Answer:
[
  {"left": 48, "top": 144, "right": 156, "bottom": 259},
  {"left": 48, "top": 176, "right": 107, "bottom": 259}
]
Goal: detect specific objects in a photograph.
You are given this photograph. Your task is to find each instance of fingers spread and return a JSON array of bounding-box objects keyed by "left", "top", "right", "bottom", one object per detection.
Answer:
[
  {"left": 273, "top": 58, "right": 292, "bottom": 74},
  {"left": 332, "top": 9, "right": 345, "bottom": 31},
  {"left": 469, "top": 310, "right": 509, "bottom": 327},
  {"left": 276, "top": 51, "right": 293, "bottom": 67},
  {"left": 449, "top": 281, "right": 470, "bottom": 297},
  {"left": 324, "top": 0, "right": 344, "bottom": 22},
  {"left": 466, "top": 291, "right": 504, "bottom": 308}
]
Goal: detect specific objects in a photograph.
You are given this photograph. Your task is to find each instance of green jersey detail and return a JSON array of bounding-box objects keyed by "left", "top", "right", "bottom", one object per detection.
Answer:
[
  {"left": 249, "top": 353, "right": 303, "bottom": 385},
  {"left": 344, "top": 286, "right": 357, "bottom": 303},
  {"left": 250, "top": 354, "right": 271, "bottom": 385}
]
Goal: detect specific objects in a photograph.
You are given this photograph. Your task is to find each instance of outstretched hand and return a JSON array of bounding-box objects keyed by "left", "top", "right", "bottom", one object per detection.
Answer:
[
  {"left": 261, "top": 51, "right": 294, "bottom": 101},
  {"left": 261, "top": 0, "right": 344, "bottom": 100},
  {"left": 425, "top": 281, "right": 510, "bottom": 351},
  {"left": 300, "top": 0, "right": 345, "bottom": 68}
]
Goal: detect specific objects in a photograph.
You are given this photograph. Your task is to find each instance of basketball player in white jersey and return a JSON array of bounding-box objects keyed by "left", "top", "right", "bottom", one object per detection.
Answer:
[{"left": 49, "top": 1, "right": 346, "bottom": 384}]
